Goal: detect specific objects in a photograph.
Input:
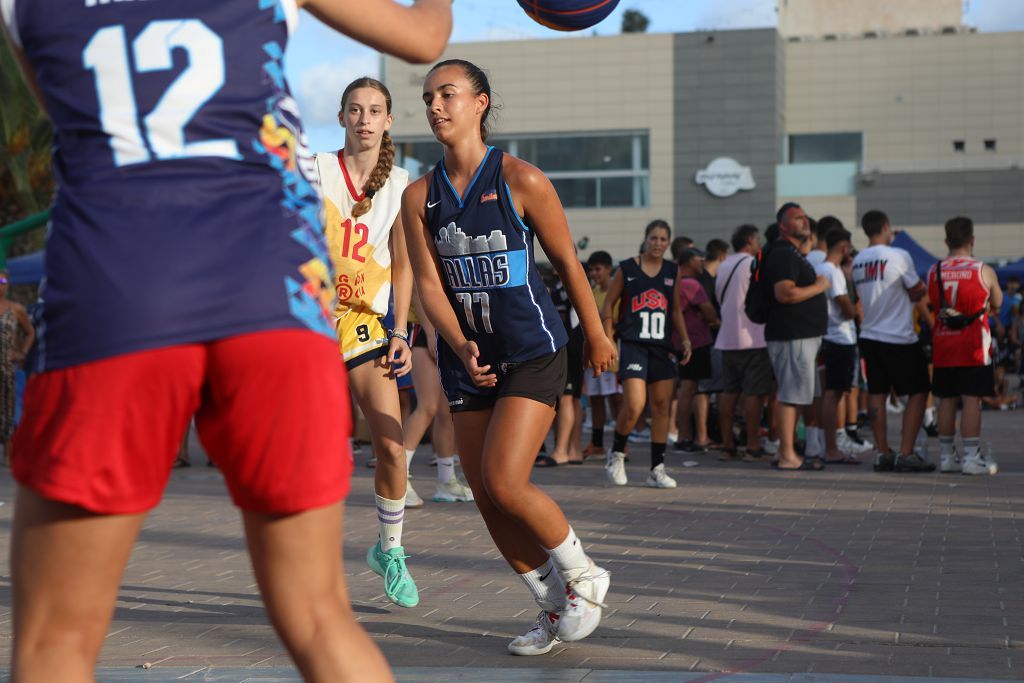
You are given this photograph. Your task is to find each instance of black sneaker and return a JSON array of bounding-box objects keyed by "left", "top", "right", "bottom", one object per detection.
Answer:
[
  {"left": 873, "top": 450, "right": 896, "bottom": 472},
  {"left": 894, "top": 452, "right": 936, "bottom": 473},
  {"left": 677, "top": 440, "right": 707, "bottom": 454}
]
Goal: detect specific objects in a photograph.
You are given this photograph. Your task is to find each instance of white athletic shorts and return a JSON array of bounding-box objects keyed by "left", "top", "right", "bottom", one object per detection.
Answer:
[{"left": 584, "top": 370, "right": 619, "bottom": 397}]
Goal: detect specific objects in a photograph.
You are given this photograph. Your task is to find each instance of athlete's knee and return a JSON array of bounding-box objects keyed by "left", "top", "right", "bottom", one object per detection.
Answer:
[{"left": 480, "top": 472, "right": 525, "bottom": 514}]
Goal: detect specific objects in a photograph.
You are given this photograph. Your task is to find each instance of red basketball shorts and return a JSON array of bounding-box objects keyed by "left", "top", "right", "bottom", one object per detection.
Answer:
[{"left": 12, "top": 330, "right": 353, "bottom": 515}]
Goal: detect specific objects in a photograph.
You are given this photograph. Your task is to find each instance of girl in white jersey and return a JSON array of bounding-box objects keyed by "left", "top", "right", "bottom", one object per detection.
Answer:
[{"left": 315, "top": 78, "right": 419, "bottom": 608}]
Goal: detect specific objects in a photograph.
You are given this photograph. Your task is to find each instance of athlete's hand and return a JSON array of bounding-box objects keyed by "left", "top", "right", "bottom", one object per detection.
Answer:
[
  {"left": 387, "top": 337, "right": 413, "bottom": 378},
  {"left": 584, "top": 333, "right": 617, "bottom": 377},
  {"left": 678, "top": 341, "right": 692, "bottom": 366},
  {"left": 458, "top": 340, "right": 497, "bottom": 387}
]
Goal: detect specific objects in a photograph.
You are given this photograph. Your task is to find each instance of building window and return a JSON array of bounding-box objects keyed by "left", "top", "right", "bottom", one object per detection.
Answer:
[
  {"left": 953, "top": 140, "right": 965, "bottom": 152},
  {"left": 395, "top": 131, "right": 650, "bottom": 209},
  {"left": 984, "top": 139, "right": 997, "bottom": 152},
  {"left": 788, "top": 133, "right": 862, "bottom": 164}
]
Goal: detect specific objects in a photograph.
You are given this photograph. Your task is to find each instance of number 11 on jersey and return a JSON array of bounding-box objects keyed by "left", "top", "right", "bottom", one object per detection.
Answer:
[{"left": 455, "top": 292, "right": 493, "bottom": 333}]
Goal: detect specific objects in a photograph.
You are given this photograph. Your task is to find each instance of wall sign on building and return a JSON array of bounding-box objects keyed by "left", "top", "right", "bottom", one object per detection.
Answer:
[{"left": 695, "top": 157, "right": 756, "bottom": 198}]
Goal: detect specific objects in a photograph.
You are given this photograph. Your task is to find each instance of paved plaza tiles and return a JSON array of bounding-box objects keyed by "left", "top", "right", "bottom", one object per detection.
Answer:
[{"left": 0, "top": 410, "right": 1020, "bottom": 682}]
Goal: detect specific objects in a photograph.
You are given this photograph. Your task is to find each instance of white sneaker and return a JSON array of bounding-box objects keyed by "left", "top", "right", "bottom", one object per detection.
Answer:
[
  {"left": 760, "top": 437, "right": 779, "bottom": 455},
  {"left": 645, "top": 464, "right": 677, "bottom": 489},
  {"left": 433, "top": 477, "right": 474, "bottom": 502},
  {"left": 405, "top": 482, "right": 424, "bottom": 509},
  {"left": 961, "top": 454, "right": 998, "bottom": 476},
  {"left": 667, "top": 431, "right": 679, "bottom": 444},
  {"left": 940, "top": 448, "right": 961, "bottom": 474},
  {"left": 605, "top": 451, "right": 627, "bottom": 486},
  {"left": 557, "top": 560, "right": 610, "bottom": 642},
  {"left": 508, "top": 611, "right": 560, "bottom": 656},
  {"left": 837, "top": 431, "right": 873, "bottom": 454}
]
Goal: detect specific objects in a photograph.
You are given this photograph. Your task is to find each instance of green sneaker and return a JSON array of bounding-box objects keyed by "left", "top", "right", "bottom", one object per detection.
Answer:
[{"left": 367, "top": 541, "right": 419, "bottom": 608}]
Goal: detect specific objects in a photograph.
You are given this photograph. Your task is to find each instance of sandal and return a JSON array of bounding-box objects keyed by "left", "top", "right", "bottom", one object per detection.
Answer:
[
  {"left": 824, "top": 453, "right": 862, "bottom": 465},
  {"left": 534, "top": 455, "right": 560, "bottom": 468},
  {"left": 717, "top": 447, "right": 741, "bottom": 462},
  {"left": 742, "top": 448, "right": 767, "bottom": 462},
  {"left": 771, "top": 458, "right": 826, "bottom": 471}
]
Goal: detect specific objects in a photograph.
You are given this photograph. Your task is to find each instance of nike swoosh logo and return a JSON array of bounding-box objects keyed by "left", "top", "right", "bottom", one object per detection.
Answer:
[
  {"left": 427, "top": 200, "right": 441, "bottom": 208},
  {"left": 538, "top": 567, "right": 553, "bottom": 582}
]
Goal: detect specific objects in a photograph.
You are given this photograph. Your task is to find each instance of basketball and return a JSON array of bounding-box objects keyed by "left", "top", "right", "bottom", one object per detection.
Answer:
[{"left": 516, "top": 0, "right": 620, "bottom": 32}]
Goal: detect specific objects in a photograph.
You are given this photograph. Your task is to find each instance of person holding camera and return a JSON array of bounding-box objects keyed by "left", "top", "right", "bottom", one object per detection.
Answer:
[{"left": 926, "top": 217, "right": 1002, "bottom": 475}]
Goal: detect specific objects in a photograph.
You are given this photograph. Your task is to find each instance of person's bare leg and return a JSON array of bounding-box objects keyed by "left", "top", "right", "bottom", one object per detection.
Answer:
[
  {"left": 775, "top": 403, "right": 802, "bottom": 467},
  {"left": 718, "top": 392, "right": 738, "bottom": 451},
  {"left": 937, "top": 396, "right": 957, "bottom": 438},
  {"left": 960, "top": 396, "right": 983, "bottom": 438},
  {"left": 550, "top": 394, "right": 574, "bottom": 464},
  {"left": 569, "top": 397, "right": 584, "bottom": 462},
  {"left": 900, "top": 392, "right": 927, "bottom": 455},
  {"left": 694, "top": 393, "right": 710, "bottom": 444},
  {"left": 590, "top": 394, "right": 607, "bottom": 446},
  {"left": 453, "top": 406, "right": 560, "bottom": 572},
  {"left": 614, "top": 379, "right": 647, "bottom": 438},
  {"left": 822, "top": 389, "right": 848, "bottom": 461},
  {"left": 432, "top": 404, "right": 456, "bottom": 458},
  {"left": 648, "top": 379, "right": 674, "bottom": 444},
  {"left": 745, "top": 395, "right": 764, "bottom": 451},
  {"left": 402, "top": 347, "right": 440, "bottom": 454},
  {"left": 12, "top": 488, "right": 145, "bottom": 683},
  {"left": 243, "top": 502, "right": 393, "bottom": 683},
  {"left": 868, "top": 393, "right": 889, "bottom": 454},
  {"left": 676, "top": 379, "right": 697, "bottom": 442},
  {"left": 349, "top": 359, "right": 406, "bottom": 499}
]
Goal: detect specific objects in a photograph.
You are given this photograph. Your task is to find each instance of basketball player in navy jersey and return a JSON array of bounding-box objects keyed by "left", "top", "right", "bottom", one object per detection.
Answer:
[
  {"left": 402, "top": 59, "right": 617, "bottom": 656},
  {"left": 602, "top": 221, "right": 693, "bottom": 488},
  {"left": 1, "top": 2, "right": 450, "bottom": 681}
]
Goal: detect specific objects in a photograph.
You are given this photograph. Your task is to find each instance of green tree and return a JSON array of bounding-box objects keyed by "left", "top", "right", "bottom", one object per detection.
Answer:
[
  {"left": 1, "top": 31, "right": 53, "bottom": 298},
  {"left": 621, "top": 9, "right": 650, "bottom": 33}
]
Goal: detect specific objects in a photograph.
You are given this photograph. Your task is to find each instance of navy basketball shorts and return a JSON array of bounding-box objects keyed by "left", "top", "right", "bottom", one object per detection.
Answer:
[
  {"left": 618, "top": 340, "right": 678, "bottom": 384},
  {"left": 439, "top": 344, "right": 567, "bottom": 413}
]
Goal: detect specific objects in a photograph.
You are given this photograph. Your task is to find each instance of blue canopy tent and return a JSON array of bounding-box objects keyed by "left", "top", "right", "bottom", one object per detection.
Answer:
[
  {"left": 891, "top": 231, "right": 937, "bottom": 280},
  {"left": 7, "top": 250, "right": 44, "bottom": 285},
  {"left": 996, "top": 258, "right": 1024, "bottom": 287}
]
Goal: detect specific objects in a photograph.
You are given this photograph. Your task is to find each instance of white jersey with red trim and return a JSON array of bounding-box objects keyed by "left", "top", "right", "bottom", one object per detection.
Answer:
[
  {"left": 315, "top": 150, "right": 408, "bottom": 319},
  {"left": 927, "top": 255, "right": 992, "bottom": 367}
]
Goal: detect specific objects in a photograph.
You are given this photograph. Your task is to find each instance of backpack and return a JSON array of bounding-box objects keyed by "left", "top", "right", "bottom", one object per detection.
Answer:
[{"left": 743, "top": 248, "right": 770, "bottom": 325}]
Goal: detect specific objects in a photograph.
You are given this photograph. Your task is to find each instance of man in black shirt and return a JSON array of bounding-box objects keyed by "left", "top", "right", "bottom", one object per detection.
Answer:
[{"left": 762, "top": 203, "right": 830, "bottom": 470}]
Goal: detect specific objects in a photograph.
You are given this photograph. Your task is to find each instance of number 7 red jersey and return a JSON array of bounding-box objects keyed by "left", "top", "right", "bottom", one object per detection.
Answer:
[{"left": 927, "top": 256, "right": 992, "bottom": 367}]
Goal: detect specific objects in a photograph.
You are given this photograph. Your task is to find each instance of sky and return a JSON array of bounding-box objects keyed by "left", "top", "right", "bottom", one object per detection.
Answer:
[{"left": 287, "top": 0, "right": 1024, "bottom": 151}]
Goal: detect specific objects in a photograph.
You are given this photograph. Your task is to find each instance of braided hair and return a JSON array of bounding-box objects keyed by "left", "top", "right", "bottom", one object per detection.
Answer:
[{"left": 340, "top": 77, "right": 395, "bottom": 219}]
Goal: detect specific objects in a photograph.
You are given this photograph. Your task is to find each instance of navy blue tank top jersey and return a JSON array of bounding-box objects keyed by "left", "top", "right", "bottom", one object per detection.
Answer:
[
  {"left": 615, "top": 258, "right": 677, "bottom": 349},
  {"left": 4, "top": 0, "right": 334, "bottom": 371},
  {"left": 425, "top": 147, "right": 568, "bottom": 365}
]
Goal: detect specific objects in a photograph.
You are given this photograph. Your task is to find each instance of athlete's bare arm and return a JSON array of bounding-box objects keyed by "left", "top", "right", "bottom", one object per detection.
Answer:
[
  {"left": 601, "top": 269, "right": 624, "bottom": 341},
  {"left": 503, "top": 156, "right": 616, "bottom": 376},
  {"left": 401, "top": 174, "right": 496, "bottom": 386},
  {"left": 386, "top": 212, "right": 413, "bottom": 376},
  {"left": 300, "top": 0, "right": 452, "bottom": 64},
  {"left": 670, "top": 274, "right": 692, "bottom": 365},
  {"left": 983, "top": 264, "right": 1003, "bottom": 314}
]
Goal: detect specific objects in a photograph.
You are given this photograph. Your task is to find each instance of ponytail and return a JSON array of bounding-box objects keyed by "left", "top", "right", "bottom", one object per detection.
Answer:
[{"left": 351, "top": 131, "right": 395, "bottom": 218}]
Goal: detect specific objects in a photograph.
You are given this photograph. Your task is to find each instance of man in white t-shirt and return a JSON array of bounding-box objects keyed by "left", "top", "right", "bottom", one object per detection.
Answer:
[
  {"left": 805, "top": 215, "right": 841, "bottom": 269},
  {"left": 714, "top": 224, "right": 773, "bottom": 459},
  {"left": 814, "top": 227, "right": 861, "bottom": 464},
  {"left": 852, "top": 210, "right": 934, "bottom": 472}
]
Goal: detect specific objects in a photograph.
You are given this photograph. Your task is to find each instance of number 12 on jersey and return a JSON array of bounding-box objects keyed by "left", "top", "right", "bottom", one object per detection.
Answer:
[{"left": 455, "top": 292, "right": 493, "bottom": 333}]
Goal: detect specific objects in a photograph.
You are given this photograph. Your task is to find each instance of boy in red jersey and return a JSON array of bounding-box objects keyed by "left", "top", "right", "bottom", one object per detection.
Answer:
[{"left": 926, "top": 216, "right": 1003, "bottom": 475}]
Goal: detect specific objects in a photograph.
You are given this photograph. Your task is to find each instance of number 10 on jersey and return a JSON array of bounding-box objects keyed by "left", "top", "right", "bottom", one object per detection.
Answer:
[{"left": 455, "top": 292, "right": 493, "bottom": 333}]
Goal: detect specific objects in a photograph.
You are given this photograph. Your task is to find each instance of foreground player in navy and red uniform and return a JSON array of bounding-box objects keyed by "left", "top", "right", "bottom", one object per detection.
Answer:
[
  {"left": 402, "top": 59, "right": 617, "bottom": 656},
  {"left": 602, "top": 221, "right": 692, "bottom": 488},
  {"left": 1, "top": 1, "right": 450, "bottom": 680},
  {"left": 927, "top": 216, "right": 1003, "bottom": 476}
]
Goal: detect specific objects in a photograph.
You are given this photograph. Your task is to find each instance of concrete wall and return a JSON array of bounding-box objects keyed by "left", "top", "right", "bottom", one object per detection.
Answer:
[
  {"left": 383, "top": 35, "right": 676, "bottom": 261},
  {"left": 779, "top": 0, "right": 962, "bottom": 39},
  {"left": 786, "top": 32, "right": 1024, "bottom": 167},
  {"left": 672, "top": 29, "right": 783, "bottom": 248}
]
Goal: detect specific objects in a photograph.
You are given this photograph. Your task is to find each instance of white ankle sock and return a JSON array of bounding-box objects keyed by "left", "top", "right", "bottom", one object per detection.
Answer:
[
  {"left": 405, "top": 448, "right": 415, "bottom": 472},
  {"left": 546, "top": 526, "right": 589, "bottom": 579},
  {"left": 518, "top": 558, "right": 565, "bottom": 612},
  {"left": 436, "top": 456, "right": 455, "bottom": 483},
  {"left": 375, "top": 494, "right": 405, "bottom": 551}
]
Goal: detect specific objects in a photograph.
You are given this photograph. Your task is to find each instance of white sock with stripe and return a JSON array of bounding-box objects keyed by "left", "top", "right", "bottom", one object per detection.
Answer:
[
  {"left": 436, "top": 456, "right": 455, "bottom": 483},
  {"left": 376, "top": 494, "right": 405, "bottom": 551}
]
